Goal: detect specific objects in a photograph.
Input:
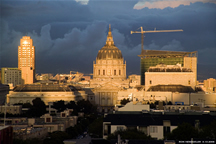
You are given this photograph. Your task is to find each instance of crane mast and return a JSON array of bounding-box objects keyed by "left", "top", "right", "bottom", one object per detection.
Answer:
[{"left": 131, "top": 27, "right": 183, "bottom": 51}]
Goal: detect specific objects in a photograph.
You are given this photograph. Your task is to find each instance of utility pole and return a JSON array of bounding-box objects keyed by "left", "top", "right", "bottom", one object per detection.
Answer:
[{"left": 131, "top": 27, "right": 183, "bottom": 52}]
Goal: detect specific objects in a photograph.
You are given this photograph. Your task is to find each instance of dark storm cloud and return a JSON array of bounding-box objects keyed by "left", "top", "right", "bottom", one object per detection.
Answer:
[{"left": 0, "top": 0, "right": 216, "bottom": 79}]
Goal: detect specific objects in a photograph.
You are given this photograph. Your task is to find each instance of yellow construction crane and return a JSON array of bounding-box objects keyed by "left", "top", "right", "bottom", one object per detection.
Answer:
[{"left": 131, "top": 27, "right": 183, "bottom": 51}]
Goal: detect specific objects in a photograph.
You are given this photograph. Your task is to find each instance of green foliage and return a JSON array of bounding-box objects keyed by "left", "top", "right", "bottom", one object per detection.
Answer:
[
  {"left": 88, "top": 116, "right": 104, "bottom": 138},
  {"left": 52, "top": 99, "right": 96, "bottom": 115},
  {"left": 76, "top": 99, "right": 97, "bottom": 114},
  {"left": 120, "top": 98, "right": 130, "bottom": 105},
  {"left": 167, "top": 122, "right": 199, "bottom": 140},
  {"left": 26, "top": 98, "right": 46, "bottom": 117},
  {"left": 199, "top": 120, "right": 216, "bottom": 139},
  {"left": 53, "top": 100, "right": 67, "bottom": 112},
  {"left": 150, "top": 103, "right": 156, "bottom": 109},
  {"left": 167, "top": 101, "right": 172, "bottom": 105},
  {"left": 22, "top": 103, "right": 32, "bottom": 108},
  {"left": 107, "top": 129, "right": 151, "bottom": 140}
]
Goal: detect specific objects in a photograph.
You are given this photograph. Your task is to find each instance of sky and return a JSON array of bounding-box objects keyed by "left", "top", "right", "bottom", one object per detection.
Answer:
[{"left": 0, "top": 0, "right": 216, "bottom": 80}]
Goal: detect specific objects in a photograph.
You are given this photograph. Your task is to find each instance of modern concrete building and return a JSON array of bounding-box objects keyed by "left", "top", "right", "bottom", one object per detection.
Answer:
[
  {"left": 139, "top": 50, "right": 197, "bottom": 85},
  {"left": 18, "top": 36, "right": 35, "bottom": 84},
  {"left": 1, "top": 68, "right": 22, "bottom": 87},
  {"left": 204, "top": 78, "right": 216, "bottom": 93},
  {"left": 6, "top": 84, "right": 87, "bottom": 105},
  {"left": 145, "top": 64, "right": 196, "bottom": 90},
  {"left": 128, "top": 74, "right": 141, "bottom": 88}
]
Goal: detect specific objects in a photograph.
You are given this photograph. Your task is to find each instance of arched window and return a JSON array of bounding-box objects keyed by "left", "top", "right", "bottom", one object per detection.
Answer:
[
  {"left": 119, "top": 70, "right": 121, "bottom": 75},
  {"left": 98, "top": 70, "right": 100, "bottom": 75},
  {"left": 114, "top": 70, "right": 116, "bottom": 75},
  {"left": 103, "top": 70, "right": 105, "bottom": 75}
]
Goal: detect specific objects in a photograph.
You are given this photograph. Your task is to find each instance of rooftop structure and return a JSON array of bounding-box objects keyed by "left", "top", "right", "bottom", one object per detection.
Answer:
[{"left": 147, "top": 85, "right": 195, "bottom": 93}]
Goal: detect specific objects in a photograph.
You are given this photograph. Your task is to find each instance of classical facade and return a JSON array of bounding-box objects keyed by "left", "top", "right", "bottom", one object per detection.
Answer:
[
  {"left": 18, "top": 36, "right": 35, "bottom": 84},
  {"left": 90, "top": 25, "right": 129, "bottom": 89},
  {"left": 6, "top": 84, "right": 87, "bottom": 105},
  {"left": 89, "top": 25, "right": 130, "bottom": 109}
]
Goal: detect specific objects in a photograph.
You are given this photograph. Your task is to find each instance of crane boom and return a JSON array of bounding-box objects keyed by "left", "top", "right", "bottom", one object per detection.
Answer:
[{"left": 131, "top": 26, "right": 183, "bottom": 51}]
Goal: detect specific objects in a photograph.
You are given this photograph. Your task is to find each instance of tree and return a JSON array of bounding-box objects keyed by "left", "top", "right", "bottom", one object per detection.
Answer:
[
  {"left": 76, "top": 99, "right": 97, "bottom": 114},
  {"left": 53, "top": 100, "right": 66, "bottom": 112},
  {"left": 199, "top": 120, "right": 216, "bottom": 139},
  {"left": 150, "top": 103, "right": 156, "bottom": 109},
  {"left": 120, "top": 98, "right": 130, "bottom": 105},
  {"left": 26, "top": 98, "right": 46, "bottom": 117},
  {"left": 167, "top": 122, "right": 199, "bottom": 140},
  {"left": 88, "top": 116, "right": 104, "bottom": 138},
  {"left": 107, "top": 129, "right": 151, "bottom": 140},
  {"left": 167, "top": 101, "right": 172, "bottom": 105}
]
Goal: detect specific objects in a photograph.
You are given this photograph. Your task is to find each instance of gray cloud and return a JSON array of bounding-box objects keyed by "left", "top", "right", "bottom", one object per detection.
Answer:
[{"left": 1, "top": 1, "right": 216, "bottom": 79}]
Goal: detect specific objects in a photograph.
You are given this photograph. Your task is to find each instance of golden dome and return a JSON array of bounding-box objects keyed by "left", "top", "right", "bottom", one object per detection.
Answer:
[{"left": 96, "top": 25, "right": 123, "bottom": 60}]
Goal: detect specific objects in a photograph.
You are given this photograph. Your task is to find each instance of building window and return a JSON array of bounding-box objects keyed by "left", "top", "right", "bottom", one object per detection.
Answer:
[
  {"left": 117, "top": 126, "right": 124, "bottom": 131},
  {"left": 103, "top": 70, "right": 105, "bottom": 75},
  {"left": 98, "top": 70, "right": 100, "bottom": 75},
  {"left": 114, "top": 70, "right": 116, "bottom": 75},
  {"left": 188, "top": 80, "right": 190, "bottom": 85},
  {"left": 150, "top": 126, "right": 158, "bottom": 133},
  {"left": 163, "top": 126, "right": 170, "bottom": 137},
  {"left": 119, "top": 70, "right": 121, "bottom": 75},
  {"left": 46, "top": 118, "right": 51, "bottom": 122},
  {"left": 150, "top": 80, "right": 152, "bottom": 84}
]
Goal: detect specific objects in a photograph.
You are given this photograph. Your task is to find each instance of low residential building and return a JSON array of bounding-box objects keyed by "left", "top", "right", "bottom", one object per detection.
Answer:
[
  {"left": 0, "top": 105, "right": 22, "bottom": 115},
  {"left": 13, "top": 127, "right": 47, "bottom": 140},
  {"left": 103, "top": 111, "right": 216, "bottom": 140}
]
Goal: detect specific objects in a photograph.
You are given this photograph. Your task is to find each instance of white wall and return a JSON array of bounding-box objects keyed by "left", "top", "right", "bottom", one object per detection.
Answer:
[{"left": 145, "top": 72, "right": 196, "bottom": 90}]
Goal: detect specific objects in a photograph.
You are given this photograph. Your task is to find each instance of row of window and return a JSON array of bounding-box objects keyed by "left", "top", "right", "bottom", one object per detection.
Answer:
[
  {"left": 149, "top": 80, "right": 191, "bottom": 85},
  {"left": 98, "top": 70, "right": 121, "bottom": 75}
]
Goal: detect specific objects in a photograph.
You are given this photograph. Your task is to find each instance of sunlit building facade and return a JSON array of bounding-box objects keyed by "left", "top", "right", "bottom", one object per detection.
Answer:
[
  {"left": 1, "top": 67, "right": 22, "bottom": 87},
  {"left": 18, "top": 36, "right": 35, "bottom": 84},
  {"left": 90, "top": 25, "right": 129, "bottom": 110},
  {"left": 139, "top": 50, "right": 197, "bottom": 85}
]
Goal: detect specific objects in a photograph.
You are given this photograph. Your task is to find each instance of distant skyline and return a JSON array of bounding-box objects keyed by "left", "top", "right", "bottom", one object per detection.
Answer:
[{"left": 1, "top": 0, "right": 216, "bottom": 80}]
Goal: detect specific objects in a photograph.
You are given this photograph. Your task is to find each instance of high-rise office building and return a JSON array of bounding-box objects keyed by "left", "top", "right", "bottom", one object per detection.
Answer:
[
  {"left": 1, "top": 68, "right": 22, "bottom": 87},
  {"left": 18, "top": 36, "right": 35, "bottom": 84}
]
